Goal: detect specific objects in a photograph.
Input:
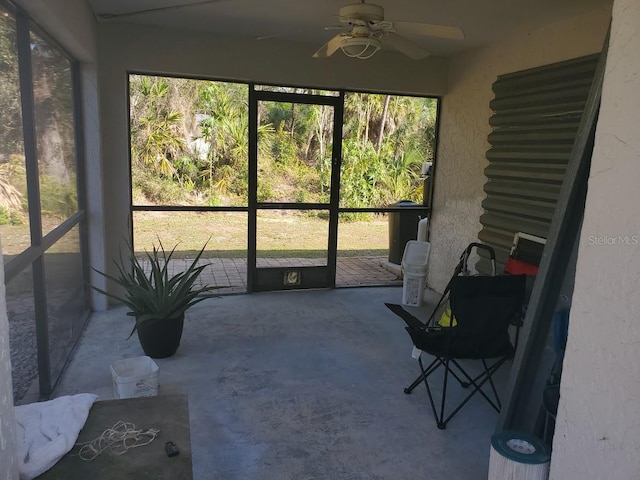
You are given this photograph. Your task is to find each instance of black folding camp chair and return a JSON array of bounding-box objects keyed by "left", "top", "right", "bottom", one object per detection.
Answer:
[{"left": 386, "top": 243, "right": 526, "bottom": 429}]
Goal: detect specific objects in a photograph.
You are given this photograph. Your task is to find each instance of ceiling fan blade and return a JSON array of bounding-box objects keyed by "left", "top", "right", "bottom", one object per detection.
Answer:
[
  {"left": 384, "top": 33, "right": 429, "bottom": 60},
  {"left": 97, "top": 0, "right": 231, "bottom": 20},
  {"left": 313, "top": 34, "right": 346, "bottom": 58},
  {"left": 393, "top": 22, "right": 465, "bottom": 40}
]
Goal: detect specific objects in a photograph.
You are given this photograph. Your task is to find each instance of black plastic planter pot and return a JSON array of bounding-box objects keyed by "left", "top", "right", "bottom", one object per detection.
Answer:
[{"left": 136, "top": 314, "right": 185, "bottom": 358}]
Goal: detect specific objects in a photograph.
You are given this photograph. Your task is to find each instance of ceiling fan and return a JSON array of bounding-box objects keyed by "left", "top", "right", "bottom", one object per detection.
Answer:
[{"left": 313, "top": 1, "right": 464, "bottom": 60}]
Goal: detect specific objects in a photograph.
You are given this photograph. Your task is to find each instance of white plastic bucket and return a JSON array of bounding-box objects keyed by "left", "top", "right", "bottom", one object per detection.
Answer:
[
  {"left": 402, "top": 240, "right": 431, "bottom": 274},
  {"left": 402, "top": 271, "right": 427, "bottom": 307},
  {"left": 110, "top": 356, "right": 159, "bottom": 399}
]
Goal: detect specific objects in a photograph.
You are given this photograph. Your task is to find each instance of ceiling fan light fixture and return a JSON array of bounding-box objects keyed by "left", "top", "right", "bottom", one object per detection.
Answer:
[{"left": 340, "top": 36, "right": 381, "bottom": 59}]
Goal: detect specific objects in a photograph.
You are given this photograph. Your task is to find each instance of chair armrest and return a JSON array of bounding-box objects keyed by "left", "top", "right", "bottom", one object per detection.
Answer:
[{"left": 385, "top": 303, "right": 427, "bottom": 331}]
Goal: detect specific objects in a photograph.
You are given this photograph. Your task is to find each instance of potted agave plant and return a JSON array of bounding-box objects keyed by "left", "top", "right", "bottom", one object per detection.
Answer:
[{"left": 92, "top": 240, "right": 220, "bottom": 358}]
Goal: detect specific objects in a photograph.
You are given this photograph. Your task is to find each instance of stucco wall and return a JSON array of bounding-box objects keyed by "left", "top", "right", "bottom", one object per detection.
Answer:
[
  {"left": 81, "top": 63, "right": 108, "bottom": 310},
  {"left": 427, "top": 6, "right": 611, "bottom": 292},
  {"left": 0, "top": 242, "right": 19, "bottom": 480},
  {"left": 96, "top": 23, "right": 450, "bottom": 287},
  {"left": 550, "top": 0, "right": 640, "bottom": 477}
]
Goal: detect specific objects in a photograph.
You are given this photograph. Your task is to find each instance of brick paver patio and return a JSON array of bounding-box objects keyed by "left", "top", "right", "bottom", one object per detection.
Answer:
[{"left": 149, "top": 256, "right": 403, "bottom": 294}]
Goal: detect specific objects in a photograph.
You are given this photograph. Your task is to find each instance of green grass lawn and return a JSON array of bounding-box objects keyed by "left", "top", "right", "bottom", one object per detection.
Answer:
[
  {"left": 1, "top": 211, "right": 391, "bottom": 260},
  {"left": 133, "top": 211, "right": 390, "bottom": 258}
]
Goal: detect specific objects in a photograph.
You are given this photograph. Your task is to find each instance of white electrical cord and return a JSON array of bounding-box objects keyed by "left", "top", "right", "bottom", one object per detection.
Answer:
[{"left": 74, "top": 421, "right": 160, "bottom": 461}]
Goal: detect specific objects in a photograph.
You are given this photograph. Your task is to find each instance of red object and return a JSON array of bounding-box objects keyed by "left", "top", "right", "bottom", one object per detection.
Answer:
[{"left": 505, "top": 257, "right": 539, "bottom": 275}]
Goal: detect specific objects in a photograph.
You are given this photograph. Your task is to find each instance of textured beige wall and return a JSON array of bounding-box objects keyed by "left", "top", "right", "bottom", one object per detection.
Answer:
[
  {"left": 98, "top": 23, "right": 449, "bottom": 96},
  {"left": 428, "top": 6, "right": 611, "bottom": 292},
  {"left": 81, "top": 64, "right": 108, "bottom": 310},
  {"left": 96, "top": 23, "right": 450, "bottom": 288},
  {"left": 0, "top": 241, "right": 19, "bottom": 480},
  {"left": 550, "top": 0, "right": 640, "bottom": 477}
]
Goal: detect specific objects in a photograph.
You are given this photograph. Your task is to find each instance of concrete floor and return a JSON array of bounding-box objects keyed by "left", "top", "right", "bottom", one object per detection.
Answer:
[{"left": 54, "top": 287, "right": 508, "bottom": 480}]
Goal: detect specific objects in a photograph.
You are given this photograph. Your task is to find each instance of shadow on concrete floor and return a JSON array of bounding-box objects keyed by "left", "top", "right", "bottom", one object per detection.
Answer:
[{"left": 54, "top": 287, "right": 509, "bottom": 480}]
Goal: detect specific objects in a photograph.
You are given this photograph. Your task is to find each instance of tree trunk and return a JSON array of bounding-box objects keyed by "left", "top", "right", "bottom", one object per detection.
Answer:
[
  {"left": 290, "top": 103, "right": 296, "bottom": 137},
  {"left": 376, "top": 95, "right": 391, "bottom": 154},
  {"left": 363, "top": 100, "right": 371, "bottom": 148},
  {"left": 305, "top": 132, "right": 314, "bottom": 160}
]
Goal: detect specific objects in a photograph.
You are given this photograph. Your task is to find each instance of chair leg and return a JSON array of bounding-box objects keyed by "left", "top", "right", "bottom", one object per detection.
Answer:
[
  {"left": 410, "top": 356, "right": 458, "bottom": 430},
  {"left": 434, "top": 357, "right": 510, "bottom": 428},
  {"left": 451, "top": 358, "right": 507, "bottom": 410},
  {"left": 404, "top": 357, "right": 439, "bottom": 394},
  {"left": 436, "top": 358, "right": 451, "bottom": 429},
  {"left": 405, "top": 355, "right": 468, "bottom": 394},
  {"left": 483, "top": 358, "right": 502, "bottom": 409},
  {"left": 451, "top": 358, "right": 508, "bottom": 410},
  {"left": 454, "top": 358, "right": 501, "bottom": 389},
  {"left": 410, "top": 355, "right": 510, "bottom": 429},
  {"left": 449, "top": 363, "right": 479, "bottom": 388},
  {"left": 418, "top": 356, "right": 441, "bottom": 427},
  {"left": 404, "top": 374, "right": 424, "bottom": 394},
  {"left": 442, "top": 361, "right": 471, "bottom": 388}
]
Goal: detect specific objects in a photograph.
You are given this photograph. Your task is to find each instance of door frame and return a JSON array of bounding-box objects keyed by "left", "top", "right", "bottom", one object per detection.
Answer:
[{"left": 247, "top": 86, "right": 345, "bottom": 292}]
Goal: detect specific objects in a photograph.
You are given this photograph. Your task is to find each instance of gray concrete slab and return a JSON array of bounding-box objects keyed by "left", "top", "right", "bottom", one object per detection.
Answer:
[
  {"left": 54, "top": 287, "right": 508, "bottom": 480},
  {"left": 40, "top": 395, "right": 192, "bottom": 480}
]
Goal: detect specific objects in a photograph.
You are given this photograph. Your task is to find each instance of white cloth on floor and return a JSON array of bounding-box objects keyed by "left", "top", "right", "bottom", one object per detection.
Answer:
[{"left": 14, "top": 393, "right": 98, "bottom": 480}]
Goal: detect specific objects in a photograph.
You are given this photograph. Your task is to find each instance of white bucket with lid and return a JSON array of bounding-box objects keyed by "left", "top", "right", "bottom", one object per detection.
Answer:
[{"left": 110, "top": 356, "right": 159, "bottom": 399}]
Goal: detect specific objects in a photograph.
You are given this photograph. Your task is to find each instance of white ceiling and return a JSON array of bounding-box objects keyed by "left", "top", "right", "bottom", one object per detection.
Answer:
[{"left": 87, "top": 0, "right": 611, "bottom": 57}]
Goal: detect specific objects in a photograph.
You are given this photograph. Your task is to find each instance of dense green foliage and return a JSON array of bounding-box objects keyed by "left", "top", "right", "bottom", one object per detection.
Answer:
[
  {"left": 129, "top": 75, "right": 437, "bottom": 210},
  {"left": 0, "top": 14, "right": 23, "bottom": 159},
  {"left": 0, "top": 12, "right": 79, "bottom": 225},
  {"left": 0, "top": 14, "right": 25, "bottom": 223}
]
